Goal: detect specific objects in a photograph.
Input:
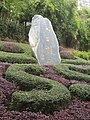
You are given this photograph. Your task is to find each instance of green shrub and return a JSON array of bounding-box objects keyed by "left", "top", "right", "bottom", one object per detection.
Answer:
[
  {"left": 25, "top": 64, "right": 44, "bottom": 76},
  {"left": 0, "top": 41, "right": 37, "bottom": 64},
  {"left": 0, "top": 20, "right": 7, "bottom": 38},
  {"left": 5, "top": 64, "right": 70, "bottom": 113},
  {"left": 69, "top": 84, "right": 90, "bottom": 100},
  {"left": 69, "top": 65, "right": 90, "bottom": 75},
  {"left": 73, "top": 50, "right": 90, "bottom": 60},
  {"left": 0, "top": 21, "right": 25, "bottom": 41},
  {"left": 61, "top": 58, "right": 90, "bottom": 65},
  {"left": 53, "top": 64, "right": 90, "bottom": 83},
  {"left": 7, "top": 22, "right": 25, "bottom": 41}
]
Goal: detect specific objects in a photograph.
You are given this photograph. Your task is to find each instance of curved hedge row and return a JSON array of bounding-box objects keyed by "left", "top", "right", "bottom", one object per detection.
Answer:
[
  {"left": 0, "top": 41, "right": 37, "bottom": 64},
  {"left": 53, "top": 64, "right": 90, "bottom": 83},
  {"left": 73, "top": 50, "right": 90, "bottom": 60},
  {"left": 69, "top": 65, "right": 90, "bottom": 75},
  {"left": 69, "top": 84, "right": 90, "bottom": 100},
  {"left": 61, "top": 58, "right": 90, "bottom": 65},
  {"left": 5, "top": 64, "right": 71, "bottom": 113}
]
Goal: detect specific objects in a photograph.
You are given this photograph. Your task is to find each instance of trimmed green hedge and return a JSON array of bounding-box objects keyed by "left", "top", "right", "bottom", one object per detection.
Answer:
[
  {"left": 5, "top": 64, "right": 70, "bottom": 113},
  {"left": 69, "top": 84, "right": 90, "bottom": 100},
  {"left": 61, "top": 58, "right": 90, "bottom": 65},
  {"left": 0, "top": 41, "right": 37, "bottom": 64},
  {"left": 73, "top": 50, "right": 90, "bottom": 60},
  {"left": 69, "top": 65, "right": 90, "bottom": 75},
  {"left": 53, "top": 64, "right": 90, "bottom": 83}
]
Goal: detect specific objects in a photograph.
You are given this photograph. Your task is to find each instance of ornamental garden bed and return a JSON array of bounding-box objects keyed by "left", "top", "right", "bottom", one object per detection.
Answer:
[
  {"left": 0, "top": 41, "right": 90, "bottom": 120},
  {"left": 0, "top": 41, "right": 37, "bottom": 64}
]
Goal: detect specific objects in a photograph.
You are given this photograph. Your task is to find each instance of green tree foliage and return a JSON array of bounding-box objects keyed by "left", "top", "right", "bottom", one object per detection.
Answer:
[
  {"left": 0, "top": 0, "right": 90, "bottom": 51},
  {"left": 53, "top": 0, "right": 79, "bottom": 47},
  {"left": 78, "top": 7, "right": 90, "bottom": 51},
  {"left": 0, "top": 0, "right": 9, "bottom": 21},
  {"left": 19, "top": 0, "right": 79, "bottom": 47}
]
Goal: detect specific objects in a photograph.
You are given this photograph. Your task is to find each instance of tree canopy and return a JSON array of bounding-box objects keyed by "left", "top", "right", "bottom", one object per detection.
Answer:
[{"left": 0, "top": 0, "right": 90, "bottom": 51}]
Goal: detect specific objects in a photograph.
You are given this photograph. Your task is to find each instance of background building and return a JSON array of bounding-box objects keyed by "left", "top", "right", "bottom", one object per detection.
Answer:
[{"left": 78, "top": 0, "right": 90, "bottom": 9}]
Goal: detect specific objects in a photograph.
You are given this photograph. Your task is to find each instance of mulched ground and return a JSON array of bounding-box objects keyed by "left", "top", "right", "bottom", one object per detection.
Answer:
[{"left": 0, "top": 62, "right": 90, "bottom": 120}]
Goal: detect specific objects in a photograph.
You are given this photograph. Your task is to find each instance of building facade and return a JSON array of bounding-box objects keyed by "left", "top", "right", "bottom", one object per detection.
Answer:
[{"left": 78, "top": 0, "right": 90, "bottom": 9}]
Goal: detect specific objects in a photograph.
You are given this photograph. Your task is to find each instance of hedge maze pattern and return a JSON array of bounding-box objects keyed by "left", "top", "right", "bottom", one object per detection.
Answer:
[
  {"left": 5, "top": 64, "right": 71, "bottom": 113},
  {"left": 0, "top": 41, "right": 90, "bottom": 114}
]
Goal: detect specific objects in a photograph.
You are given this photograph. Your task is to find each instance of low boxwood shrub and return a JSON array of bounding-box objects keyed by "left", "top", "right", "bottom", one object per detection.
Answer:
[
  {"left": 69, "top": 84, "right": 90, "bottom": 100},
  {"left": 25, "top": 64, "right": 44, "bottom": 76},
  {"left": 73, "top": 50, "right": 90, "bottom": 60},
  {"left": 0, "top": 41, "right": 37, "bottom": 64},
  {"left": 53, "top": 64, "right": 90, "bottom": 83},
  {"left": 5, "top": 64, "right": 71, "bottom": 113},
  {"left": 69, "top": 65, "right": 90, "bottom": 75},
  {"left": 62, "top": 58, "right": 90, "bottom": 65}
]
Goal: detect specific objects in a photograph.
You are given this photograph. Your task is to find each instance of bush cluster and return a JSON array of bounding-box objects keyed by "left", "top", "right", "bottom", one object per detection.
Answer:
[
  {"left": 62, "top": 58, "right": 90, "bottom": 65},
  {"left": 5, "top": 64, "right": 70, "bottom": 113},
  {"left": 53, "top": 64, "right": 90, "bottom": 83},
  {"left": 69, "top": 84, "right": 90, "bottom": 100},
  {"left": 0, "top": 41, "right": 37, "bottom": 64},
  {"left": 0, "top": 21, "right": 7, "bottom": 39},
  {"left": 73, "top": 50, "right": 90, "bottom": 60},
  {"left": 69, "top": 65, "right": 90, "bottom": 75},
  {"left": 25, "top": 64, "right": 45, "bottom": 76},
  {"left": 0, "top": 21, "right": 25, "bottom": 41}
]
